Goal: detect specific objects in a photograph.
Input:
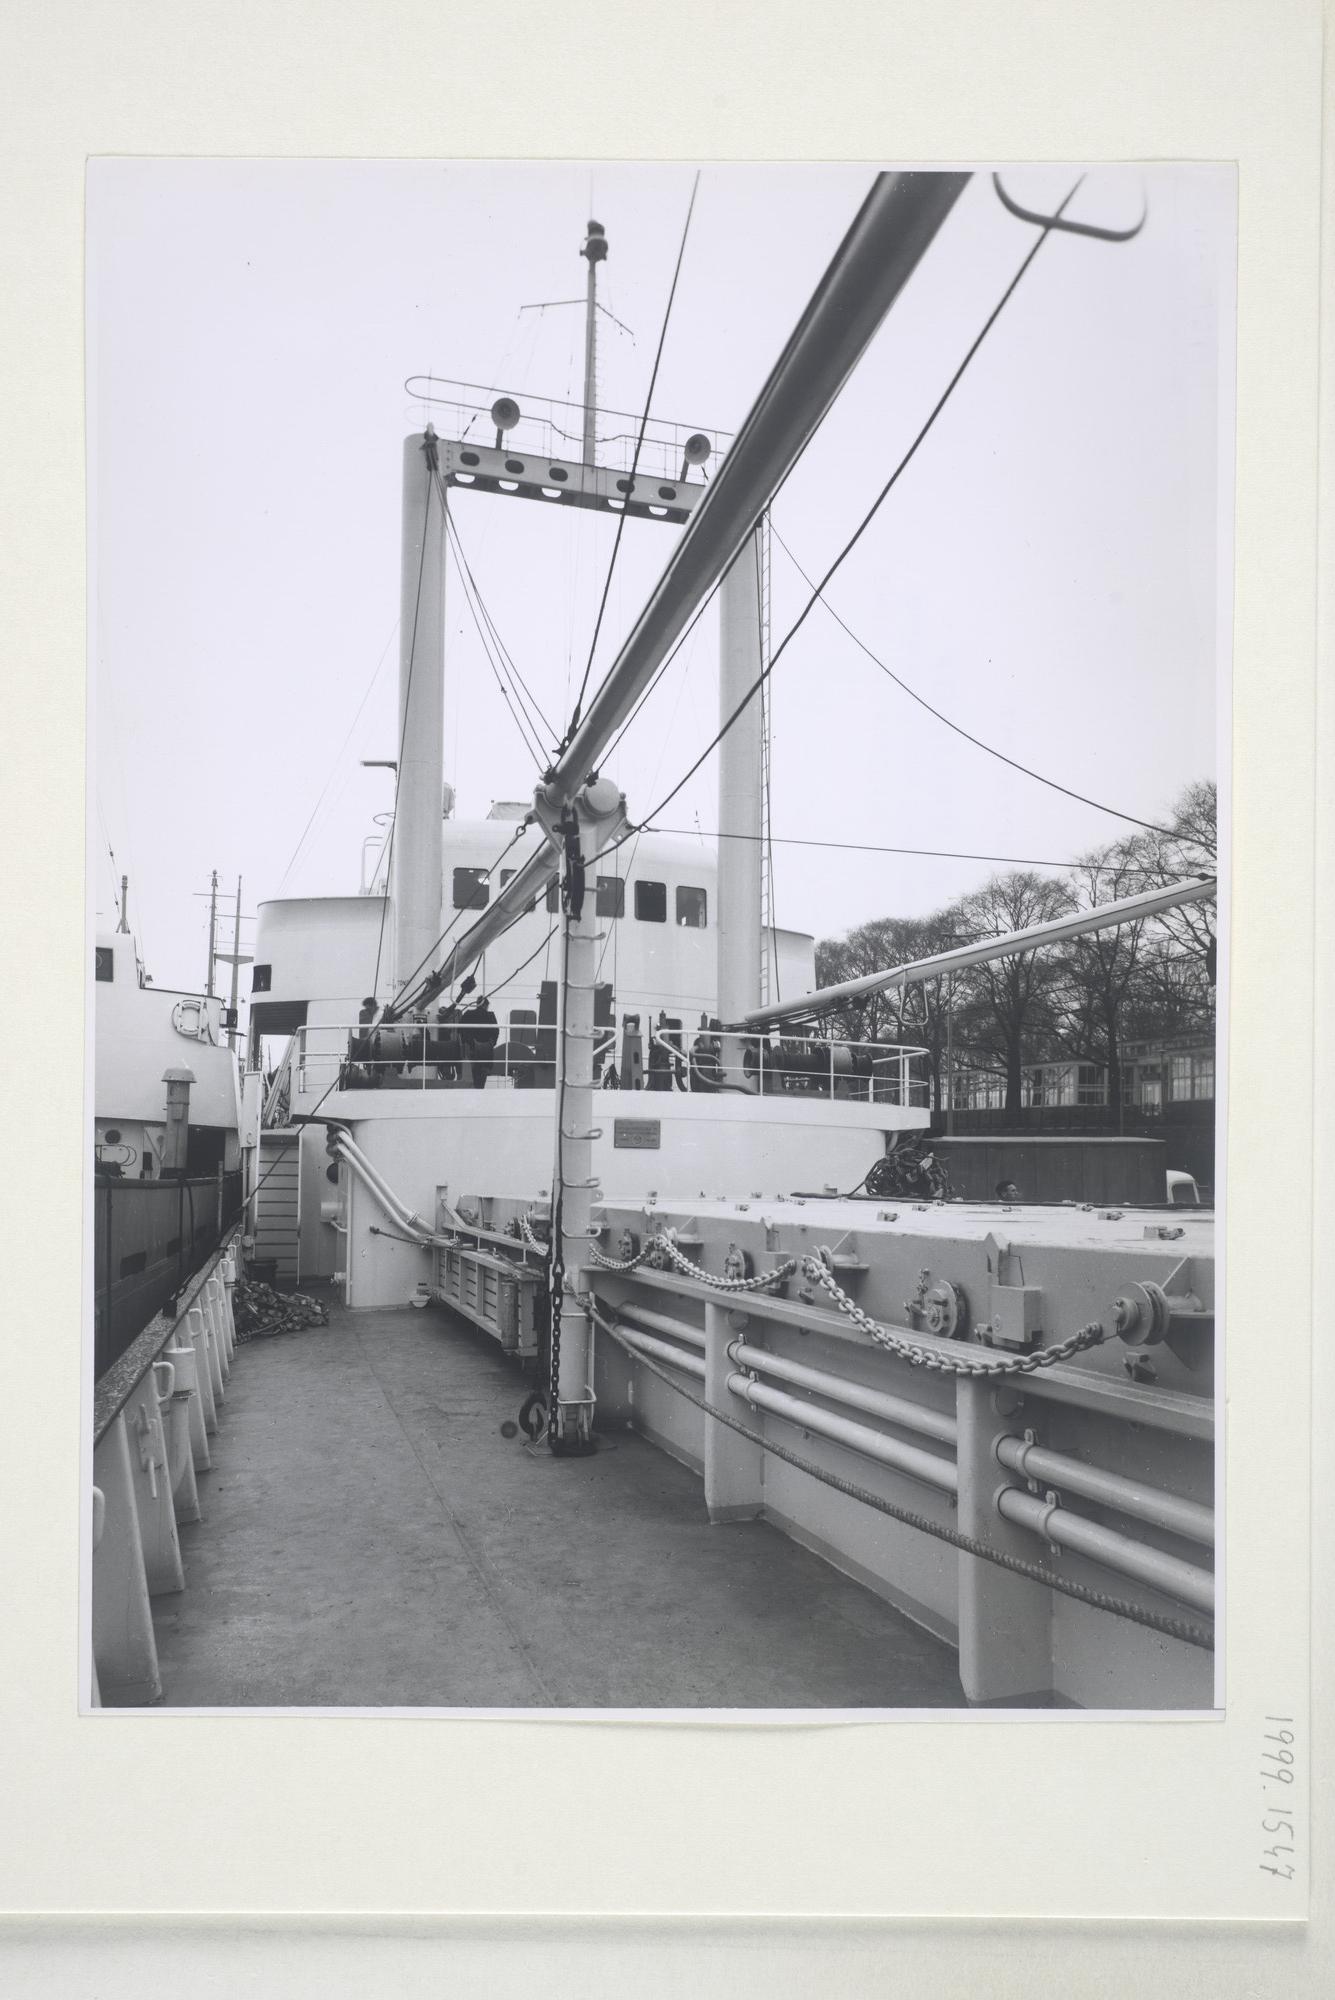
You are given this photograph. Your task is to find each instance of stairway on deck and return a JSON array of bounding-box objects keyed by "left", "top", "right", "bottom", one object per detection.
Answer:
[{"left": 152, "top": 1296, "right": 962, "bottom": 1709}]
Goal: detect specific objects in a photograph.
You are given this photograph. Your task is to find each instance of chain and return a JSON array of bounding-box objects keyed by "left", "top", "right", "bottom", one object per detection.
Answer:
[
  {"left": 586, "top": 1300, "right": 1213, "bottom": 1654},
  {"left": 587, "top": 1240, "right": 654, "bottom": 1273},
  {"left": 520, "top": 1215, "right": 548, "bottom": 1255},
  {"left": 588, "top": 1230, "right": 798, "bottom": 1291},
  {"left": 587, "top": 1232, "right": 1103, "bottom": 1372},
  {"left": 799, "top": 1255, "right": 1106, "bottom": 1377},
  {"left": 655, "top": 1235, "right": 800, "bottom": 1293}
]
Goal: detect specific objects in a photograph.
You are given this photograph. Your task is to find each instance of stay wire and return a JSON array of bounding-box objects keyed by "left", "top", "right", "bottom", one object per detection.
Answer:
[
  {"left": 625, "top": 178, "right": 1099, "bottom": 841},
  {"left": 651, "top": 826, "right": 1177, "bottom": 875},
  {"left": 443, "top": 508, "right": 547, "bottom": 767},
  {"left": 278, "top": 614, "right": 400, "bottom": 893},
  {"left": 768, "top": 521, "right": 1175, "bottom": 839},
  {"left": 390, "top": 823, "right": 529, "bottom": 1014},
  {"left": 439, "top": 480, "right": 557, "bottom": 747},
  {"left": 563, "top": 172, "right": 701, "bottom": 746}
]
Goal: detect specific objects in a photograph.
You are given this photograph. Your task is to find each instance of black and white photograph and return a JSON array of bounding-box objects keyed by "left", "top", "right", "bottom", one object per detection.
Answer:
[{"left": 86, "top": 159, "right": 1229, "bottom": 1716}]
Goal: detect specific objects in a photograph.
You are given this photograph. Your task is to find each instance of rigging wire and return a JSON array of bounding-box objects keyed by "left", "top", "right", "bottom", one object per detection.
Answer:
[
  {"left": 440, "top": 486, "right": 558, "bottom": 748},
  {"left": 562, "top": 172, "right": 701, "bottom": 746},
  {"left": 767, "top": 522, "right": 1175, "bottom": 839},
  {"left": 277, "top": 614, "right": 401, "bottom": 893},
  {"left": 601, "top": 584, "right": 720, "bottom": 767},
  {"left": 485, "top": 920, "right": 560, "bottom": 996},
  {"left": 443, "top": 509, "right": 547, "bottom": 767},
  {"left": 390, "top": 824, "right": 531, "bottom": 1014},
  {"left": 650, "top": 826, "right": 1181, "bottom": 875},
  {"left": 614, "top": 178, "right": 1164, "bottom": 847}
]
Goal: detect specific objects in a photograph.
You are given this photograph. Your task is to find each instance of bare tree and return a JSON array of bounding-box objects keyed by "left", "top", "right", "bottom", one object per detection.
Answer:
[{"left": 952, "top": 872, "right": 1075, "bottom": 1117}]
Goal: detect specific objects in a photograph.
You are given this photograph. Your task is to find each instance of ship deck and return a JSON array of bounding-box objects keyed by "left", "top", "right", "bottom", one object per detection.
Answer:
[{"left": 152, "top": 1290, "right": 963, "bottom": 1709}]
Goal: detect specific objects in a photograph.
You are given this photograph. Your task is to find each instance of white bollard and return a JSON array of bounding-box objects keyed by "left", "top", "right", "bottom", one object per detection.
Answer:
[
  {"left": 164, "top": 1341, "right": 211, "bottom": 1472},
  {"left": 186, "top": 1305, "right": 219, "bottom": 1436},
  {"left": 91, "top": 1417, "right": 162, "bottom": 1704}
]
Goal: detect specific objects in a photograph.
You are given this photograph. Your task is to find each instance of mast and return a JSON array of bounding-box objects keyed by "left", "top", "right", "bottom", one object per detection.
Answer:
[
  {"left": 409, "top": 174, "right": 971, "bottom": 1007},
  {"left": 116, "top": 874, "right": 130, "bottom": 934},
  {"left": 580, "top": 220, "right": 608, "bottom": 466},
  {"left": 205, "top": 869, "right": 218, "bottom": 997},
  {"left": 392, "top": 427, "right": 447, "bottom": 998},
  {"left": 228, "top": 876, "right": 243, "bottom": 1048},
  {"left": 717, "top": 527, "right": 765, "bottom": 1083}
]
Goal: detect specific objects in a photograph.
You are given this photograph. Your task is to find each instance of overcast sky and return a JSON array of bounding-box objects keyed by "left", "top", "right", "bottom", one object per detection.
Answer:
[{"left": 87, "top": 161, "right": 1231, "bottom": 991}]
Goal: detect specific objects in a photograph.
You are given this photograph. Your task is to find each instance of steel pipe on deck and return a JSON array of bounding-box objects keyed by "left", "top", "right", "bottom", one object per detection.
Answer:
[
  {"left": 613, "top": 1323, "right": 707, "bottom": 1380},
  {"left": 996, "top": 1486, "right": 1215, "bottom": 1616},
  {"left": 618, "top": 1300, "right": 707, "bottom": 1349},
  {"left": 995, "top": 1434, "right": 1214, "bottom": 1549},
  {"left": 727, "top": 1372, "right": 958, "bottom": 1494},
  {"left": 728, "top": 1341, "right": 957, "bottom": 1446}
]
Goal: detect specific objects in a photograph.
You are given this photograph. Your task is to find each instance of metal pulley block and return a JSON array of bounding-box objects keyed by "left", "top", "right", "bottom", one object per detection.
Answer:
[
  {"left": 903, "top": 1266, "right": 969, "bottom": 1339},
  {"left": 723, "top": 1243, "right": 753, "bottom": 1282},
  {"left": 1112, "top": 1280, "right": 1173, "bottom": 1345},
  {"left": 922, "top": 1279, "right": 969, "bottom": 1340},
  {"left": 616, "top": 1228, "right": 640, "bottom": 1262}
]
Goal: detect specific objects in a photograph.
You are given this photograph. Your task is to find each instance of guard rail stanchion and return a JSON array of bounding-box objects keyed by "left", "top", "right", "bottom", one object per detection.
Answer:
[
  {"left": 219, "top": 1256, "right": 238, "bottom": 1361},
  {"left": 89, "top": 1487, "right": 105, "bottom": 1709},
  {"left": 186, "top": 1305, "right": 219, "bottom": 1436},
  {"left": 157, "top": 1355, "right": 202, "bottom": 1524},
  {"left": 126, "top": 1371, "right": 185, "bottom": 1598},
  {"left": 206, "top": 1275, "right": 231, "bottom": 1382},
  {"left": 702, "top": 1300, "right": 763, "bottom": 1523},
  {"left": 90, "top": 1415, "right": 162, "bottom": 1704},
  {"left": 165, "top": 1340, "right": 211, "bottom": 1472},
  {"left": 202, "top": 1282, "right": 227, "bottom": 1400},
  {"left": 953, "top": 1375, "right": 1053, "bottom": 1704}
]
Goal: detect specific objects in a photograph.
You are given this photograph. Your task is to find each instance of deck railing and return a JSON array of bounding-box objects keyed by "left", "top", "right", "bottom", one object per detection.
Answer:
[
  {"left": 290, "top": 1021, "right": 932, "bottom": 1108},
  {"left": 90, "top": 1227, "right": 243, "bottom": 1706},
  {"left": 93, "top": 1169, "right": 245, "bottom": 1380}
]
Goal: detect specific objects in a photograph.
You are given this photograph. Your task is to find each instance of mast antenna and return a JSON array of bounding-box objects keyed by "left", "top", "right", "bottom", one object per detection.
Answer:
[{"left": 580, "top": 219, "right": 609, "bottom": 466}]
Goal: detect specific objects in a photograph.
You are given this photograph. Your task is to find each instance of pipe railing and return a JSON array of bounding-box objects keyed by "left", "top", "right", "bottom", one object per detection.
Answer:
[
  {"left": 596, "top": 1256, "right": 1213, "bottom": 1626},
  {"left": 995, "top": 1432, "right": 1214, "bottom": 1547},
  {"left": 996, "top": 1487, "right": 1215, "bottom": 1616},
  {"left": 612, "top": 1321, "right": 707, "bottom": 1381},
  {"left": 91, "top": 1235, "right": 243, "bottom": 1706},
  {"left": 295, "top": 1021, "right": 930, "bottom": 1105}
]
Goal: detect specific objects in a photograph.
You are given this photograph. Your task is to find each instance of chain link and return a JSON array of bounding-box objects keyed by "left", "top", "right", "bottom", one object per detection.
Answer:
[
  {"left": 799, "top": 1254, "right": 1106, "bottom": 1377},
  {"left": 586, "top": 1300, "right": 1212, "bottom": 1654},
  {"left": 588, "top": 1232, "right": 798, "bottom": 1292},
  {"left": 587, "top": 1239, "right": 654, "bottom": 1273},
  {"left": 586, "top": 1232, "right": 1104, "bottom": 1372}
]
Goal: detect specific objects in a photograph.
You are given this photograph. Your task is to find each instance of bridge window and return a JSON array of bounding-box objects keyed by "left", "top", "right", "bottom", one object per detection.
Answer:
[
  {"left": 452, "top": 867, "right": 490, "bottom": 910},
  {"left": 596, "top": 875, "right": 624, "bottom": 918},
  {"left": 252, "top": 963, "right": 272, "bottom": 993},
  {"left": 676, "top": 885, "right": 707, "bottom": 929},
  {"left": 95, "top": 946, "right": 114, "bottom": 982},
  {"left": 634, "top": 880, "right": 666, "bottom": 923}
]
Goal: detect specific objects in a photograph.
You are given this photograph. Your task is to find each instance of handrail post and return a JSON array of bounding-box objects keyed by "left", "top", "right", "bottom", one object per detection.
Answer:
[
  {"left": 703, "top": 1301, "right": 763, "bottom": 1522},
  {"left": 954, "top": 1375, "right": 1053, "bottom": 1703},
  {"left": 90, "top": 1415, "right": 162, "bottom": 1705}
]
